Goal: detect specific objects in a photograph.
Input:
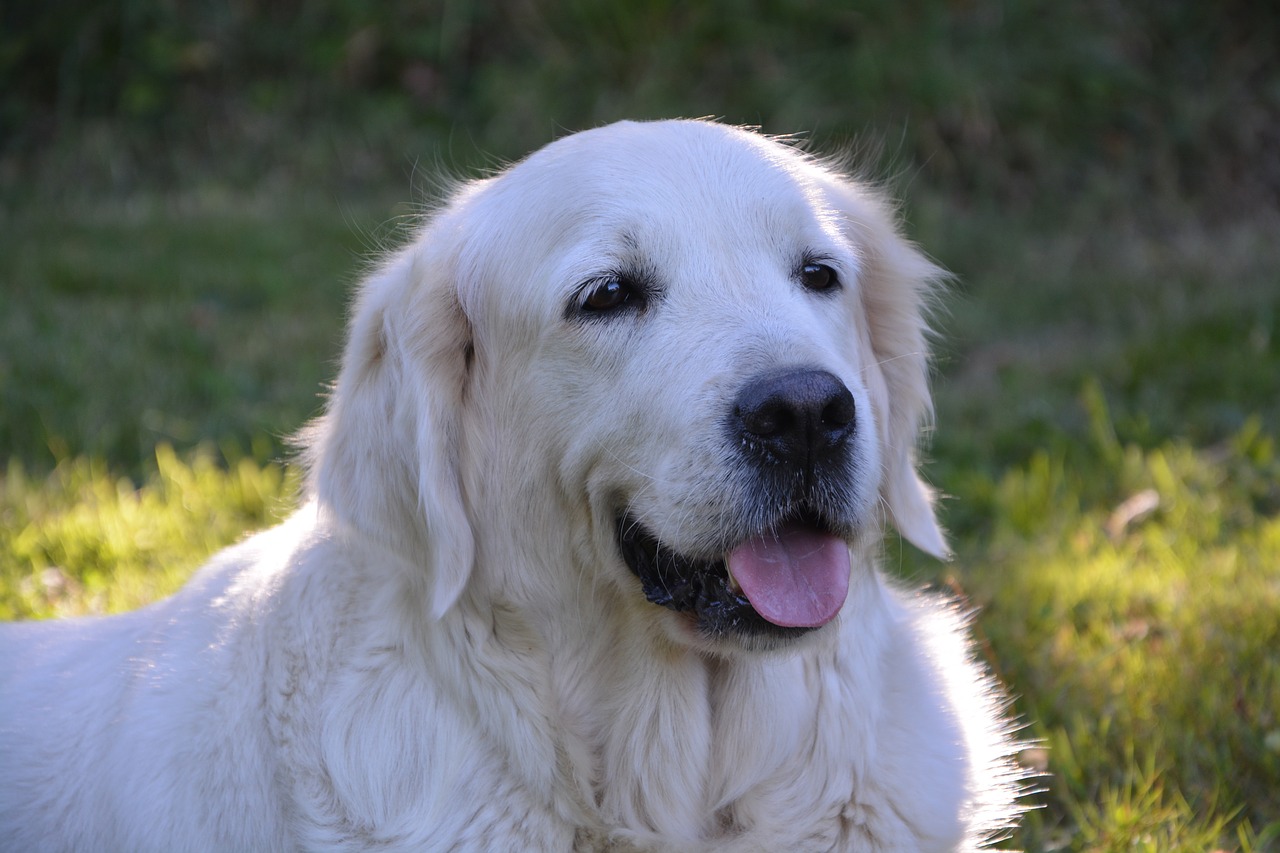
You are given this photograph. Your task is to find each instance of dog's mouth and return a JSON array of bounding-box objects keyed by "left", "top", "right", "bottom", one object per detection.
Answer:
[{"left": 615, "top": 510, "right": 852, "bottom": 642}]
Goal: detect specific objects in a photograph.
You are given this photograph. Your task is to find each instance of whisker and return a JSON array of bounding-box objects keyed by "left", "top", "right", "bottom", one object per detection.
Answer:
[
  {"left": 594, "top": 441, "right": 670, "bottom": 486},
  {"left": 859, "top": 350, "right": 925, "bottom": 373}
]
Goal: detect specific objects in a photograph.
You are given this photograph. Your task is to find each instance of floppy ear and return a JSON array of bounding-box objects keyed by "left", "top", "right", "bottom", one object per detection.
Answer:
[
  {"left": 817, "top": 171, "right": 951, "bottom": 560},
  {"left": 301, "top": 226, "right": 475, "bottom": 617}
]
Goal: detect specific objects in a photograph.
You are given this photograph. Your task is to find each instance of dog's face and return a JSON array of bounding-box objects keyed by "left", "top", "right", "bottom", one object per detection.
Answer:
[{"left": 312, "top": 120, "right": 947, "bottom": 654}]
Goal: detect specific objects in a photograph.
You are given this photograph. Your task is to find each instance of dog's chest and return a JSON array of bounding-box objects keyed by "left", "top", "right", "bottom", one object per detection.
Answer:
[{"left": 573, "top": 827, "right": 645, "bottom": 852}]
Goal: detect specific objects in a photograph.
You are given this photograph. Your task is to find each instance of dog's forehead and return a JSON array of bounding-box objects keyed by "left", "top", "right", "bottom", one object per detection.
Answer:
[
  {"left": 534, "top": 120, "right": 798, "bottom": 178},
  {"left": 482, "top": 123, "right": 828, "bottom": 244},
  {"left": 523, "top": 120, "right": 819, "bottom": 218},
  {"left": 463, "top": 121, "right": 843, "bottom": 297}
]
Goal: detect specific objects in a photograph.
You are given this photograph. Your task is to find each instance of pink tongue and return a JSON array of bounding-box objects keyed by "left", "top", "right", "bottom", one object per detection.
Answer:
[{"left": 726, "top": 524, "right": 851, "bottom": 628}]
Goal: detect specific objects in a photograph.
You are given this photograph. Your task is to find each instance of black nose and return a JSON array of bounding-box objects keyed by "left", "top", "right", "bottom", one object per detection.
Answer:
[{"left": 733, "top": 368, "right": 856, "bottom": 469}]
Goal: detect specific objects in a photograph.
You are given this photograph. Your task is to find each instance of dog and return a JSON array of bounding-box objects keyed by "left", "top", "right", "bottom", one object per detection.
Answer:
[{"left": 0, "top": 119, "right": 1023, "bottom": 851}]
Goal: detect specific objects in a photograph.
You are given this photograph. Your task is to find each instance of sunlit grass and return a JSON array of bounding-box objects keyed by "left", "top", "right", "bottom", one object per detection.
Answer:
[
  {"left": 962, "top": 413, "right": 1280, "bottom": 849},
  {"left": 0, "top": 443, "right": 299, "bottom": 620}
]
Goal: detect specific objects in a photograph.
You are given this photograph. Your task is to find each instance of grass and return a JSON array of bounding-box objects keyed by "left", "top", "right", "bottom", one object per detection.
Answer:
[
  {"left": 2, "top": 181, "right": 1277, "bottom": 849},
  {"left": 0, "top": 191, "right": 410, "bottom": 473},
  {"left": 1, "top": 444, "right": 298, "bottom": 620},
  {"left": 5, "top": 0, "right": 1277, "bottom": 844},
  {"left": 962, "top": 421, "right": 1280, "bottom": 849},
  {"left": 8, "top": 0, "right": 1276, "bottom": 210}
]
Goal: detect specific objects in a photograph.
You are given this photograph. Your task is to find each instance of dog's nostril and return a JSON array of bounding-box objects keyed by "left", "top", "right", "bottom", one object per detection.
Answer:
[
  {"left": 820, "top": 393, "right": 856, "bottom": 430},
  {"left": 734, "top": 369, "right": 855, "bottom": 464},
  {"left": 739, "top": 399, "right": 795, "bottom": 438}
]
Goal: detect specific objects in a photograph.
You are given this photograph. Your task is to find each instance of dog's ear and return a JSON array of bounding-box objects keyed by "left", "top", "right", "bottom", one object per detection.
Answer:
[
  {"left": 301, "top": 227, "right": 475, "bottom": 617},
  {"left": 817, "top": 171, "right": 951, "bottom": 560}
]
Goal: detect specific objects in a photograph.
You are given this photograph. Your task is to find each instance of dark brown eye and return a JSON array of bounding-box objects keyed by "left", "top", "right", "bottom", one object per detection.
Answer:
[
  {"left": 582, "top": 278, "right": 632, "bottom": 312},
  {"left": 800, "top": 262, "right": 838, "bottom": 292}
]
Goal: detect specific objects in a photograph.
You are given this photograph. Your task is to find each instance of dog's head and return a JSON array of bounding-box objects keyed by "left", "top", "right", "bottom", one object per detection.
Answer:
[{"left": 305, "top": 120, "right": 947, "bottom": 653}]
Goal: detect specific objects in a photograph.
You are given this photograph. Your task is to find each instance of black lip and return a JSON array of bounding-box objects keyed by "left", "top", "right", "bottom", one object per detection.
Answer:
[{"left": 615, "top": 513, "right": 818, "bottom": 642}]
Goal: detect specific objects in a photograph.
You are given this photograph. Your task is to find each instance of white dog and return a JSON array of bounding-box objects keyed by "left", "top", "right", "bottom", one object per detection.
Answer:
[{"left": 0, "top": 120, "right": 1023, "bottom": 851}]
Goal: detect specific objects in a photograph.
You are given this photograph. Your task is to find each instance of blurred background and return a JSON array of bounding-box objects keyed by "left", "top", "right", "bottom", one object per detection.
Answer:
[
  {"left": 2, "top": 1, "right": 1278, "bottom": 849},
  {"left": 4, "top": 0, "right": 1279, "bottom": 205}
]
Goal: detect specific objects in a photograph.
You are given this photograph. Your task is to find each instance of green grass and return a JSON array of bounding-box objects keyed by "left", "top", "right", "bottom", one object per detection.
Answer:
[
  {"left": 4, "top": 0, "right": 1277, "bottom": 845},
  {"left": 7, "top": 0, "right": 1276, "bottom": 209},
  {"left": 2, "top": 186, "right": 1277, "bottom": 850},
  {"left": 1, "top": 444, "right": 298, "bottom": 620},
  {"left": 964, "top": 422, "right": 1280, "bottom": 850},
  {"left": 0, "top": 192, "right": 413, "bottom": 473}
]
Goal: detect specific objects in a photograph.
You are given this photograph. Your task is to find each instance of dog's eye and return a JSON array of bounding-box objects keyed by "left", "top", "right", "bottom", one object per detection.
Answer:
[
  {"left": 800, "top": 262, "right": 839, "bottom": 293},
  {"left": 580, "top": 277, "right": 637, "bottom": 313}
]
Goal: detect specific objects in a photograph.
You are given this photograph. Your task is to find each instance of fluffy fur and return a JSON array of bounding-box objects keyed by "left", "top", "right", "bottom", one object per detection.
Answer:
[{"left": 0, "top": 119, "right": 1024, "bottom": 851}]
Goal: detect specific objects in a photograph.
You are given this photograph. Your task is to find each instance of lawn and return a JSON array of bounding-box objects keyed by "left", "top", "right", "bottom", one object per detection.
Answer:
[
  {"left": 2, "top": 182, "right": 1276, "bottom": 850},
  {"left": 2, "top": 1, "right": 1278, "bottom": 848}
]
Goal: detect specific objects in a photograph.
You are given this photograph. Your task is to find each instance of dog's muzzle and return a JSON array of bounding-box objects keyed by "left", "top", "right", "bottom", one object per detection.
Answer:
[{"left": 618, "top": 368, "right": 859, "bottom": 643}]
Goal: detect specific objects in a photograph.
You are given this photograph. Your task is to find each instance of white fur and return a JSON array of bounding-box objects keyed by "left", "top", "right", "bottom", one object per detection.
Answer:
[{"left": 0, "top": 120, "right": 1024, "bottom": 851}]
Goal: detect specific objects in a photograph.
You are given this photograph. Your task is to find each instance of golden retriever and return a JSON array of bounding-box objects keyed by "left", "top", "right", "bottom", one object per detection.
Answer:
[{"left": 0, "top": 119, "right": 1024, "bottom": 851}]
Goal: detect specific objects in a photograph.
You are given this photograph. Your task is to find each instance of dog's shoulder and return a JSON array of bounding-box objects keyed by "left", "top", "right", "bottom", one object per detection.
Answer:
[{"left": 868, "top": 580, "right": 1026, "bottom": 849}]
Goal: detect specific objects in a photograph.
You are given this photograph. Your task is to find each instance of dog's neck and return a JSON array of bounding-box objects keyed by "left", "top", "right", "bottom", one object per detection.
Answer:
[{"left": 475, "top": 546, "right": 893, "bottom": 844}]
